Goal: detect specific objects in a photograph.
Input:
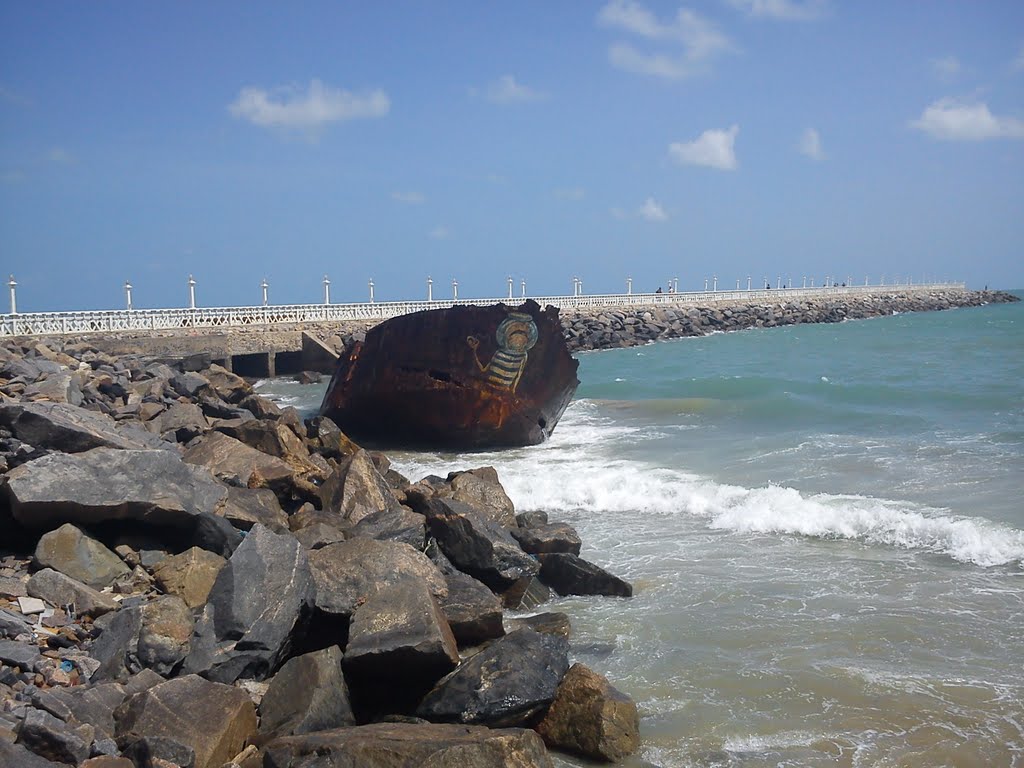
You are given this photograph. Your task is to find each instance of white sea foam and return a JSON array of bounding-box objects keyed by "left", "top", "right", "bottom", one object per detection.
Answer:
[
  {"left": 723, "top": 729, "right": 826, "bottom": 752},
  {"left": 393, "top": 409, "right": 1024, "bottom": 568}
]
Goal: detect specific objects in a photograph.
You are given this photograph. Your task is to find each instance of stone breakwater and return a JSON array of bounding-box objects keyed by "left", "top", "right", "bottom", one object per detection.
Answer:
[
  {"left": 0, "top": 338, "right": 640, "bottom": 766},
  {"left": 561, "top": 289, "right": 1020, "bottom": 352}
]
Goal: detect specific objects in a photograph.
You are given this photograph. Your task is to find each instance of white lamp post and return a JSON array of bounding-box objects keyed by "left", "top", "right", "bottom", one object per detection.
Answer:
[
  {"left": 627, "top": 276, "right": 632, "bottom": 295},
  {"left": 704, "top": 277, "right": 708, "bottom": 292},
  {"left": 188, "top": 274, "right": 196, "bottom": 309},
  {"left": 747, "top": 275, "right": 751, "bottom": 291},
  {"left": 124, "top": 281, "right": 133, "bottom": 311},
  {"left": 8, "top": 275, "right": 17, "bottom": 314},
  {"left": 368, "top": 279, "right": 375, "bottom": 303},
  {"left": 521, "top": 279, "right": 526, "bottom": 298},
  {"left": 261, "top": 278, "right": 269, "bottom": 307},
  {"left": 712, "top": 275, "right": 717, "bottom": 292},
  {"left": 452, "top": 278, "right": 458, "bottom": 300},
  {"left": 427, "top": 276, "right": 433, "bottom": 302},
  {"left": 323, "top": 275, "right": 331, "bottom": 305},
  {"left": 507, "top": 276, "right": 513, "bottom": 300}
]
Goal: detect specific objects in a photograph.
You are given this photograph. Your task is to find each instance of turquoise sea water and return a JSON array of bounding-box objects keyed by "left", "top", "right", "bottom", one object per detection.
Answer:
[{"left": 258, "top": 295, "right": 1024, "bottom": 767}]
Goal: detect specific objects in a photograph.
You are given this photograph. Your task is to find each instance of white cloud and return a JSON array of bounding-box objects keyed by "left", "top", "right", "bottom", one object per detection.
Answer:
[
  {"left": 726, "top": 0, "right": 829, "bottom": 20},
  {"left": 483, "top": 75, "right": 546, "bottom": 104},
  {"left": 639, "top": 197, "right": 668, "bottom": 221},
  {"left": 798, "top": 127, "right": 825, "bottom": 160},
  {"left": 608, "top": 43, "right": 693, "bottom": 79},
  {"left": 911, "top": 99, "right": 1024, "bottom": 141},
  {"left": 429, "top": 226, "right": 450, "bottom": 240},
  {"left": 228, "top": 79, "right": 389, "bottom": 130},
  {"left": 597, "top": 1, "right": 734, "bottom": 79},
  {"left": 392, "top": 191, "right": 425, "bottom": 204},
  {"left": 669, "top": 125, "right": 740, "bottom": 170},
  {"left": 930, "top": 56, "right": 961, "bottom": 78}
]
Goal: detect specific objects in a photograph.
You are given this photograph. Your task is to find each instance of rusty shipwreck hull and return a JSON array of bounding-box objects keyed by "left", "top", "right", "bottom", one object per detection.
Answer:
[{"left": 319, "top": 300, "right": 579, "bottom": 449}]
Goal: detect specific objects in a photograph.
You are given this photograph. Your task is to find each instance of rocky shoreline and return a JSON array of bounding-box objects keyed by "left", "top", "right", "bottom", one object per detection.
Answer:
[
  {"left": 0, "top": 339, "right": 639, "bottom": 767},
  {"left": 561, "top": 288, "right": 1020, "bottom": 352}
]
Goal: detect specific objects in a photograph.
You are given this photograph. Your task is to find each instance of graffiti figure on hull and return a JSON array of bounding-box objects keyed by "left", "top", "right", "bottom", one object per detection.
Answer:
[{"left": 467, "top": 311, "right": 539, "bottom": 393}]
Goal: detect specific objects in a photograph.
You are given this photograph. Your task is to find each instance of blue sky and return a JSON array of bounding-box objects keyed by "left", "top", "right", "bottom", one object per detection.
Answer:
[{"left": 2, "top": 1, "right": 1022, "bottom": 312}]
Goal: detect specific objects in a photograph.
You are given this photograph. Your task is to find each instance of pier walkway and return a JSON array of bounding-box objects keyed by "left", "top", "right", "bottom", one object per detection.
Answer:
[{"left": 0, "top": 282, "right": 964, "bottom": 339}]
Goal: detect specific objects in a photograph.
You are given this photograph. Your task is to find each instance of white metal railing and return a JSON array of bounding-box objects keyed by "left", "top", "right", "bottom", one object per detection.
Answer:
[{"left": 0, "top": 282, "right": 967, "bottom": 338}]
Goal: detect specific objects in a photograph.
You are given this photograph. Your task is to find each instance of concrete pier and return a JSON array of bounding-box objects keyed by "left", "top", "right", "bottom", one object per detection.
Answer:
[{"left": 2, "top": 285, "right": 1015, "bottom": 377}]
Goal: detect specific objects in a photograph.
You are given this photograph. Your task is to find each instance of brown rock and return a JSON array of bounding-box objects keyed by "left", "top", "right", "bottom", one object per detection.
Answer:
[
  {"left": 448, "top": 467, "right": 516, "bottom": 528},
  {"left": 262, "top": 722, "right": 553, "bottom": 768},
  {"left": 34, "top": 523, "right": 131, "bottom": 590},
  {"left": 318, "top": 449, "right": 404, "bottom": 529},
  {"left": 182, "top": 431, "right": 293, "bottom": 488},
  {"left": 138, "top": 595, "right": 193, "bottom": 676},
  {"left": 151, "top": 547, "right": 227, "bottom": 609},
  {"left": 201, "top": 364, "right": 253, "bottom": 404},
  {"left": 535, "top": 663, "right": 640, "bottom": 762}
]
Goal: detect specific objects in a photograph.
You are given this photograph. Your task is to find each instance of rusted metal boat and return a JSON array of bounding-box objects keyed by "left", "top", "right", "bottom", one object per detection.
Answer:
[{"left": 319, "top": 300, "right": 579, "bottom": 449}]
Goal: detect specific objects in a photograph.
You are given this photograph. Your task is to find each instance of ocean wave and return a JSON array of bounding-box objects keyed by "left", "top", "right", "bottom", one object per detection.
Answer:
[{"left": 393, "top": 434, "right": 1024, "bottom": 569}]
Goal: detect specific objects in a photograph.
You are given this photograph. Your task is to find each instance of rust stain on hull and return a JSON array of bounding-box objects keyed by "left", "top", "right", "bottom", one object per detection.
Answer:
[{"left": 319, "top": 300, "right": 580, "bottom": 449}]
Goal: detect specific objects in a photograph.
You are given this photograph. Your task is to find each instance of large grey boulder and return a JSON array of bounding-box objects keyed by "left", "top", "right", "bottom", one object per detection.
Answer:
[
  {"left": 26, "top": 568, "right": 120, "bottom": 618},
  {"left": 538, "top": 553, "right": 633, "bottom": 597},
  {"left": 344, "top": 579, "right": 459, "bottom": 715},
  {"left": 258, "top": 646, "right": 355, "bottom": 740},
  {"left": 218, "top": 486, "right": 289, "bottom": 533},
  {"left": 184, "top": 525, "right": 314, "bottom": 683},
  {"left": 416, "top": 628, "right": 569, "bottom": 727},
  {"left": 30, "top": 681, "right": 128, "bottom": 743},
  {"left": 510, "top": 522, "right": 582, "bottom": 556},
  {"left": 262, "top": 722, "right": 553, "bottom": 768},
  {"left": 347, "top": 506, "right": 426, "bottom": 550},
  {"left": 153, "top": 401, "right": 209, "bottom": 443},
  {"left": 438, "top": 571, "right": 504, "bottom": 648},
  {"left": 90, "top": 607, "right": 143, "bottom": 682},
  {"left": 318, "top": 449, "right": 404, "bottom": 529},
  {"left": 0, "top": 637, "right": 42, "bottom": 669},
  {"left": 424, "top": 498, "right": 539, "bottom": 594},
  {"left": 4, "top": 448, "right": 227, "bottom": 531},
  {"left": 308, "top": 539, "right": 446, "bottom": 622},
  {"left": 16, "top": 707, "right": 93, "bottom": 765},
  {"left": 34, "top": 523, "right": 131, "bottom": 590},
  {"left": 0, "top": 400, "right": 170, "bottom": 454},
  {"left": 114, "top": 674, "right": 257, "bottom": 768},
  {"left": 535, "top": 663, "right": 641, "bottom": 762}
]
